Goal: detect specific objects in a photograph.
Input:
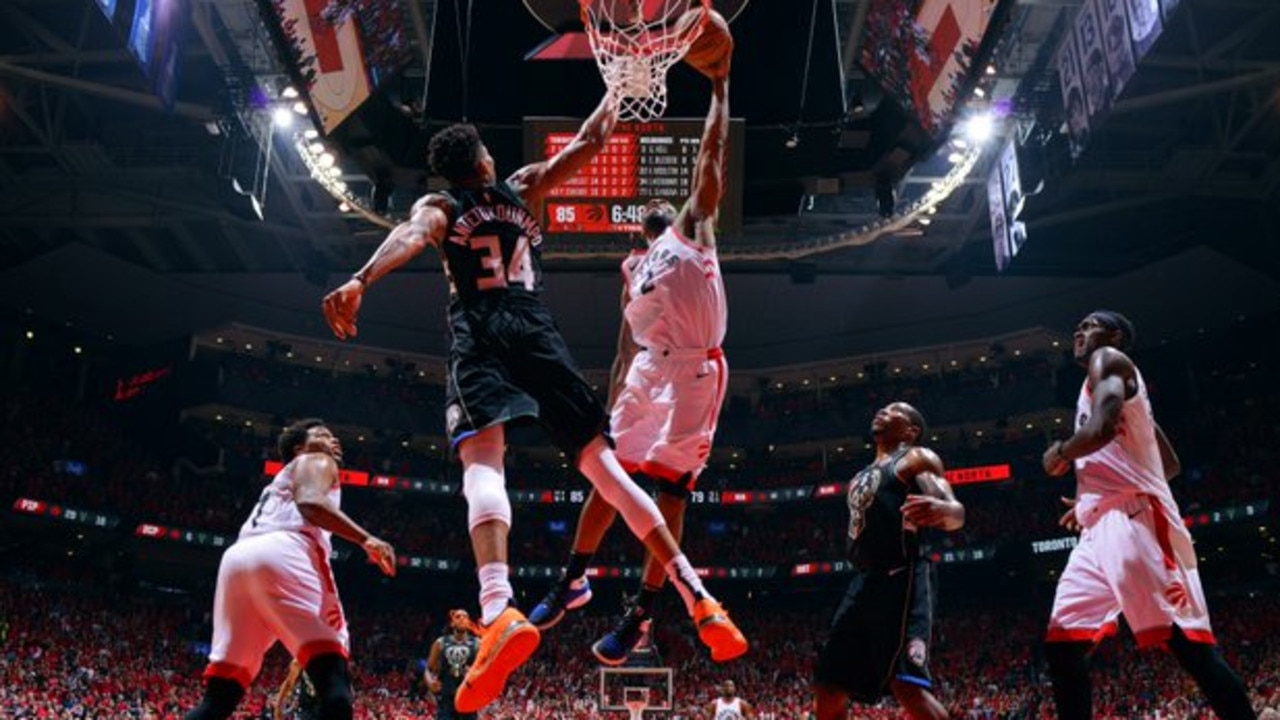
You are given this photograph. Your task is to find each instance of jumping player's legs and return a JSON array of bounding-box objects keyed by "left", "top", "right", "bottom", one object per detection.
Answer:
[
  {"left": 453, "top": 424, "right": 540, "bottom": 715},
  {"left": 1166, "top": 627, "right": 1256, "bottom": 720},
  {"left": 304, "top": 653, "right": 354, "bottom": 720}
]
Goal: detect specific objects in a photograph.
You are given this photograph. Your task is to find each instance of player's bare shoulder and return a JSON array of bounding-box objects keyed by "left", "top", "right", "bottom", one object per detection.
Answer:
[{"left": 899, "top": 446, "right": 944, "bottom": 479}]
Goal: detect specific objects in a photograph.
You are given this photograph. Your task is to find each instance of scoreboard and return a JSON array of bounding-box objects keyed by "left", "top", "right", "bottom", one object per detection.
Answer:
[{"left": 523, "top": 118, "right": 745, "bottom": 237}]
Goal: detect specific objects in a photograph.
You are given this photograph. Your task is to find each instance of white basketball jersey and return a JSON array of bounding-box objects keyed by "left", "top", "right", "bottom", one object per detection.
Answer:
[
  {"left": 623, "top": 227, "right": 727, "bottom": 351},
  {"left": 237, "top": 457, "right": 341, "bottom": 554},
  {"left": 714, "top": 697, "right": 745, "bottom": 720},
  {"left": 1073, "top": 368, "right": 1180, "bottom": 520}
]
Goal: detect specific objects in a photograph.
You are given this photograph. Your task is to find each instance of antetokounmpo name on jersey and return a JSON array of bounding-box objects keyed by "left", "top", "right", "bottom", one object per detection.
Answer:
[{"left": 449, "top": 203, "right": 543, "bottom": 246}]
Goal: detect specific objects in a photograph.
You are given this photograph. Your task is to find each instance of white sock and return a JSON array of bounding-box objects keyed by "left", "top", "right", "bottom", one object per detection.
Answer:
[
  {"left": 478, "top": 562, "right": 513, "bottom": 625},
  {"left": 664, "top": 554, "right": 710, "bottom": 615}
]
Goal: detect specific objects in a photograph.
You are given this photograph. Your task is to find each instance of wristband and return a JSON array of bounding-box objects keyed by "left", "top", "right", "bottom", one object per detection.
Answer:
[{"left": 1054, "top": 442, "right": 1070, "bottom": 463}]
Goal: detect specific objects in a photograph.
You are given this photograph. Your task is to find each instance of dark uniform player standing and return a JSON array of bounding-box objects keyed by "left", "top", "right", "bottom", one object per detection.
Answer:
[
  {"left": 426, "top": 609, "right": 480, "bottom": 720},
  {"left": 321, "top": 92, "right": 745, "bottom": 714},
  {"left": 813, "top": 402, "right": 964, "bottom": 720}
]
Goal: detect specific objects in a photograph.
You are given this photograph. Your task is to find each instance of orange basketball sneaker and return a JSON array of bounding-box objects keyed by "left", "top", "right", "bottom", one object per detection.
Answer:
[
  {"left": 454, "top": 606, "right": 541, "bottom": 713},
  {"left": 693, "top": 597, "right": 748, "bottom": 662}
]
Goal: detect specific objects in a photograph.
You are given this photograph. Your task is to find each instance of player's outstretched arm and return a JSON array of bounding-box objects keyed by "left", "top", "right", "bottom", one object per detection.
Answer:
[
  {"left": 293, "top": 453, "right": 397, "bottom": 576},
  {"left": 900, "top": 448, "right": 965, "bottom": 532},
  {"left": 321, "top": 195, "right": 450, "bottom": 340},
  {"left": 683, "top": 75, "right": 730, "bottom": 235},
  {"left": 508, "top": 92, "right": 619, "bottom": 206}
]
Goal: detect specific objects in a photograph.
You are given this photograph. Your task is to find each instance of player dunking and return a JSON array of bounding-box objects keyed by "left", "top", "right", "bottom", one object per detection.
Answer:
[
  {"left": 813, "top": 402, "right": 963, "bottom": 720},
  {"left": 528, "top": 9, "right": 739, "bottom": 667},
  {"left": 184, "top": 419, "right": 397, "bottom": 720},
  {"left": 321, "top": 87, "right": 745, "bottom": 712},
  {"left": 426, "top": 609, "right": 480, "bottom": 720},
  {"left": 1042, "top": 310, "right": 1256, "bottom": 720},
  {"left": 707, "top": 680, "right": 754, "bottom": 720}
]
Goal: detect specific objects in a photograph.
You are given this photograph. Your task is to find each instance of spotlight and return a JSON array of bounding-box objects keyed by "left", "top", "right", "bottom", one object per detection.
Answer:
[
  {"left": 918, "top": 217, "right": 932, "bottom": 226},
  {"left": 318, "top": 152, "right": 336, "bottom": 168},
  {"left": 282, "top": 86, "right": 299, "bottom": 99},
  {"left": 962, "top": 113, "right": 995, "bottom": 144},
  {"left": 303, "top": 129, "right": 319, "bottom": 140},
  {"left": 308, "top": 142, "right": 325, "bottom": 155},
  {"left": 271, "top": 106, "right": 294, "bottom": 128},
  {"left": 985, "top": 64, "right": 997, "bottom": 75},
  {"left": 947, "top": 151, "right": 964, "bottom": 164},
  {"left": 973, "top": 86, "right": 986, "bottom": 98},
  {"left": 292, "top": 101, "right": 309, "bottom": 115},
  {"left": 784, "top": 130, "right": 799, "bottom": 149},
  {"left": 338, "top": 201, "right": 352, "bottom": 212}
]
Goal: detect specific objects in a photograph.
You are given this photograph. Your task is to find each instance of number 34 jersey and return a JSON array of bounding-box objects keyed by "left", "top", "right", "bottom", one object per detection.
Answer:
[
  {"left": 439, "top": 183, "right": 545, "bottom": 307},
  {"left": 237, "top": 458, "right": 342, "bottom": 556}
]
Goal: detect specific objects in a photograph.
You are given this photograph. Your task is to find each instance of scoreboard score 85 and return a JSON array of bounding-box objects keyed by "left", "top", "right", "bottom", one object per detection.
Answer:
[{"left": 523, "top": 118, "right": 745, "bottom": 237}]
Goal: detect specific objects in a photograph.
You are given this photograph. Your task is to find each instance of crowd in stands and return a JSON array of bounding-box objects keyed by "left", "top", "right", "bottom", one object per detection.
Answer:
[{"left": 2, "top": 558, "right": 1279, "bottom": 719}]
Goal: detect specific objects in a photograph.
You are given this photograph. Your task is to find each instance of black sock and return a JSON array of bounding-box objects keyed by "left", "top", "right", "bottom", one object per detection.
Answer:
[
  {"left": 1044, "top": 640, "right": 1092, "bottom": 720},
  {"left": 635, "top": 585, "right": 662, "bottom": 616},
  {"left": 566, "top": 552, "right": 593, "bottom": 582},
  {"left": 184, "top": 677, "right": 244, "bottom": 720},
  {"left": 1167, "top": 626, "right": 1257, "bottom": 720},
  {"left": 306, "top": 653, "right": 354, "bottom": 720}
]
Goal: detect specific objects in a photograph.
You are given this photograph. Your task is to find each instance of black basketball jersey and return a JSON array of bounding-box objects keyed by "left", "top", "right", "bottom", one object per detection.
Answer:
[
  {"left": 439, "top": 182, "right": 545, "bottom": 306},
  {"left": 439, "top": 633, "right": 479, "bottom": 691},
  {"left": 845, "top": 447, "right": 921, "bottom": 569}
]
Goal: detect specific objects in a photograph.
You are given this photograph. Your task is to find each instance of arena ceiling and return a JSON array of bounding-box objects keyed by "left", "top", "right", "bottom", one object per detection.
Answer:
[{"left": 0, "top": 0, "right": 1278, "bottom": 369}]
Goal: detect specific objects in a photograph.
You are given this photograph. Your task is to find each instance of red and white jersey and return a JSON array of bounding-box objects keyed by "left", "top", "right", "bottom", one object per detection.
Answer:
[
  {"left": 623, "top": 226, "right": 726, "bottom": 351},
  {"left": 237, "top": 457, "right": 341, "bottom": 555},
  {"left": 1073, "top": 368, "right": 1180, "bottom": 521},
  {"left": 713, "top": 697, "right": 746, "bottom": 720}
]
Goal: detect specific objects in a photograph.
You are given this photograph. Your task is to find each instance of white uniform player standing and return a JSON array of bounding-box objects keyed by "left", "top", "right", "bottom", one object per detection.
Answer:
[
  {"left": 528, "top": 25, "right": 744, "bottom": 668},
  {"left": 184, "top": 419, "right": 396, "bottom": 720},
  {"left": 1040, "top": 311, "right": 1255, "bottom": 720},
  {"left": 707, "top": 680, "right": 754, "bottom": 720}
]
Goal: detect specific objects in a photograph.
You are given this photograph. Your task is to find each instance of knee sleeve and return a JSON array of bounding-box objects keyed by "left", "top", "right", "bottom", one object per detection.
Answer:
[
  {"left": 459, "top": 432, "right": 512, "bottom": 532},
  {"left": 184, "top": 677, "right": 244, "bottom": 720},
  {"left": 306, "top": 653, "right": 354, "bottom": 720},
  {"left": 577, "top": 440, "right": 664, "bottom": 539}
]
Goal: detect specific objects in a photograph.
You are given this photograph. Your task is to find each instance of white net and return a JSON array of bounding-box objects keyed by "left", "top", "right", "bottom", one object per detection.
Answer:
[{"left": 579, "top": 0, "right": 709, "bottom": 121}]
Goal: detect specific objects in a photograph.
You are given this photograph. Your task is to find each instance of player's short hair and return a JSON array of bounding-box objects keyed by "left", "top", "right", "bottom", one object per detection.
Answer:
[
  {"left": 1089, "top": 310, "right": 1136, "bottom": 352},
  {"left": 900, "top": 404, "right": 927, "bottom": 440},
  {"left": 428, "top": 123, "right": 484, "bottom": 184},
  {"left": 277, "top": 418, "right": 326, "bottom": 461}
]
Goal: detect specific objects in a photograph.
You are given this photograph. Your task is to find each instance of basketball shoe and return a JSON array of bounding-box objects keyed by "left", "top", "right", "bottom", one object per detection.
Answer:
[
  {"left": 592, "top": 605, "right": 649, "bottom": 666},
  {"left": 693, "top": 598, "right": 748, "bottom": 662},
  {"left": 528, "top": 575, "right": 593, "bottom": 630},
  {"left": 454, "top": 606, "right": 540, "bottom": 713}
]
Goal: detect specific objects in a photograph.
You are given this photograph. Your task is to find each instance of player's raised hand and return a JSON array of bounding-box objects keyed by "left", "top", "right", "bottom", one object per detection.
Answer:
[
  {"left": 363, "top": 535, "right": 397, "bottom": 576},
  {"left": 1058, "top": 497, "right": 1081, "bottom": 534},
  {"left": 322, "top": 279, "right": 364, "bottom": 340}
]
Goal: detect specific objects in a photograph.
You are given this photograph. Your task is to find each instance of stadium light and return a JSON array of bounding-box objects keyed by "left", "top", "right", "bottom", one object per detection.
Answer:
[
  {"left": 282, "top": 86, "right": 299, "bottom": 99},
  {"left": 962, "top": 113, "right": 995, "bottom": 145},
  {"left": 303, "top": 128, "right": 319, "bottom": 140},
  {"left": 271, "top": 106, "right": 294, "bottom": 128},
  {"left": 318, "top": 152, "right": 336, "bottom": 168},
  {"left": 292, "top": 101, "right": 309, "bottom": 116},
  {"left": 947, "top": 151, "right": 964, "bottom": 164}
]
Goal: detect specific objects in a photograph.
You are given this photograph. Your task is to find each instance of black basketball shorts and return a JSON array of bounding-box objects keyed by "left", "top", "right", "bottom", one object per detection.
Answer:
[
  {"left": 813, "top": 560, "right": 936, "bottom": 703},
  {"left": 444, "top": 294, "right": 609, "bottom": 457}
]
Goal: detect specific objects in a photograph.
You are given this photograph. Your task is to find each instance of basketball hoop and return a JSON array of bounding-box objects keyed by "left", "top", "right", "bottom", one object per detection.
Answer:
[
  {"left": 579, "top": 0, "right": 710, "bottom": 120},
  {"left": 622, "top": 687, "right": 649, "bottom": 720}
]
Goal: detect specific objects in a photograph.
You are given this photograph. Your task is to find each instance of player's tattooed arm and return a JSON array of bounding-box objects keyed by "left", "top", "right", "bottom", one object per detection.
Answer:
[
  {"left": 900, "top": 447, "right": 965, "bottom": 532},
  {"left": 322, "top": 195, "right": 450, "bottom": 340}
]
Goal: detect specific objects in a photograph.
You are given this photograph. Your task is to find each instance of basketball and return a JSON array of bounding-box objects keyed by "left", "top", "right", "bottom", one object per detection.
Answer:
[{"left": 682, "top": 8, "right": 733, "bottom": 79}]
